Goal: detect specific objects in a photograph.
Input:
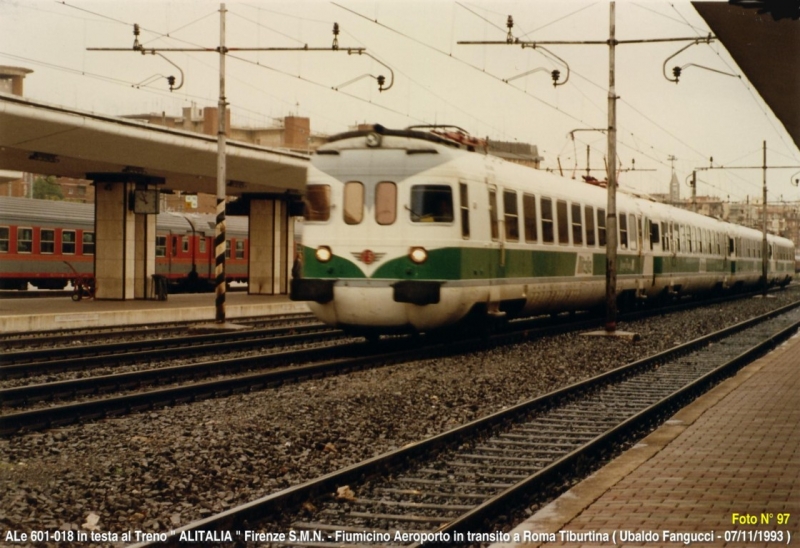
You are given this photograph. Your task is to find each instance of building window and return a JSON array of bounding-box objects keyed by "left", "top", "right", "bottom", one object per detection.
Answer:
[
  {"left": 18, "top": 228, "right": 33, "bottom": 253},
  {"left": 199, "top": 238, "right": 206, "bottom": 254},
  {"left": 62, "top": 230, "right": 76, "bottom": 254},
  {"left": 41, "top": 229, "right": 55, "bottom": 254},
  {"left": 225, "top": 240, "right": 231, "bottom": 259}
]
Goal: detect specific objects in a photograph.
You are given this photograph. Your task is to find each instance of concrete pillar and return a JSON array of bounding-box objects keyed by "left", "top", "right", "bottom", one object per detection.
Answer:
[
  {"left": 134, "top": 212, "right": 156, "bottom": 299},
  {"left": 94, "top": 182, "right": 136, "bottom": 299},
  {"left": 248, "top": 199, "right": 292, "bottom": 295}
]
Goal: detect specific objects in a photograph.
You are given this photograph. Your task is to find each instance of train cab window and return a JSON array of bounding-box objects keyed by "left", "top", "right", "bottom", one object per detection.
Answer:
[
  {"left": 375, "top": 181, "right": 397, "bottom": 226},
  {"left": 410, "top": 184, "right": 454, "bottom": 224},
  {"left": 236, "top": 240, "right": 245, "bottom": 259},
  {"left": 459, "top": 183, "right": 470, "bottom": 239},
  {"left": 585, "top": 206, "right": 595, "bottom": 246},
  {"left": 41, "top": 229, "right": 55, "bottom": 254},
  {"left": 62, "top": 230, "right": 76, "bottom": 254},
  {"left": 619, "top": 214, "right": 628, "bottom": 249},
  {"left": 156, "top": 236, "right": 167, "bottom": 257},
  {"left": 571, "top": 203, "right": 583, "bottom": 246},
  {"left": 0, "top": 227, "right": 8, "bottom": 252},
  {"left": 488, "top": 189, "right": 499, "bottom": 240},
  {"left": 17, "top": 228, "right": 33, "bottom": 253},
  {"left": 82, "top": 232, "right": 95, "bottom": 255},
  {"left": 503, "top": 190, "right": 519, "bottom": 242},
  {"left": 556, "top": 200, "right": 569, "bottom": 245},
  {"left": 304, "top": 185, "right": 331, "bottom": 222},
  {"left": 344, "top": 181, "right": 365, "bottom": 225},
  {"left": 597, "top": 208, "right": 606, "bottom": 247},
  {"left": 523, "top": 194, "right": 537, "bottom": 243},
  {"left": 541, "top": 197, "right": 554, "bottom": 244}
]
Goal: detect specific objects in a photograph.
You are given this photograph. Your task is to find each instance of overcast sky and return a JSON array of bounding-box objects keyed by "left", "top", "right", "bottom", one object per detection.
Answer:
[{"left": 1, "top": 0, "right": 798, "bottom": 203}]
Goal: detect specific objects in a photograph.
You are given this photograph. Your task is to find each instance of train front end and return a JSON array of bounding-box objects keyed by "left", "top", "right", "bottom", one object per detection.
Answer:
[{"left": 291, "top": 126, "right": 477, "bottom": 333}]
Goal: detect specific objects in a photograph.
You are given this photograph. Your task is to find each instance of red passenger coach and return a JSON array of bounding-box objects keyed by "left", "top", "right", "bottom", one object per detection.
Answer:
[{"left": 0, "top": 196, "right": 249, "bottom": 292}]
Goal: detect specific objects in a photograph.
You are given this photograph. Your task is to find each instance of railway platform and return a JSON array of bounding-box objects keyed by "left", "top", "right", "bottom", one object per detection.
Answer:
[
  {"left": 0, "top": 291, "right": 309, "bottom": 333},
  {"left": 493, "top": 330, "right": 800, "bottom": 547}
]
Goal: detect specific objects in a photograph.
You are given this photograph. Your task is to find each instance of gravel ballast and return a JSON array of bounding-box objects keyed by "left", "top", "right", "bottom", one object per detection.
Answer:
[{"left": 1, "top": 290, "right": 797, "bottom": 544}]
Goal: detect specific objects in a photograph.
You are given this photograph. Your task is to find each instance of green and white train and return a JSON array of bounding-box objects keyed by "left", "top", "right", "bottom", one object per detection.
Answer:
[{"left": 290, "top": 125, "right": 795, "bottom": 333}]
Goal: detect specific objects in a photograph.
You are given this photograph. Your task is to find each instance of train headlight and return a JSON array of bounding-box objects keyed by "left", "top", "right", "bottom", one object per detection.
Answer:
[
  {"left": 315, "top": 246, "right": 332, "bottom": 263},
  {"left": 409, "top": 246, "right": 428, "bottom": 264}
]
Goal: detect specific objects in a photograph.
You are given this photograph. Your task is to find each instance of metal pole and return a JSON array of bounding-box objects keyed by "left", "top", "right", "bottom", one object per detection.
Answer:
[
  {"left": 691, "top": 170, "right": 697, "bottom": 213},
  {"left": 605, "top": 1, "right": 618, "bottom": 333},
  {"left": 214, "top": 3, "right": 228, "bottom": 323},
  {"left": 762, "top": 140, "right": 768, "bottom": 294}
]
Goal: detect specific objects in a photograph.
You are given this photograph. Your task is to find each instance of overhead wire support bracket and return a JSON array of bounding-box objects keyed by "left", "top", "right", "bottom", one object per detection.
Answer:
[
  {"left": 334, "top": 50, "right": 394, "bottom": 92},
  {"left": 661, "top": 34, "right": 735, "bottom": 83}
]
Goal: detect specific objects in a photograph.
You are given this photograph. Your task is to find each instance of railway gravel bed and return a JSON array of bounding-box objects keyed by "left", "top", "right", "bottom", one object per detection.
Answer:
[{"left": 1, "top": 288, "right": 798, "bottom": 544}]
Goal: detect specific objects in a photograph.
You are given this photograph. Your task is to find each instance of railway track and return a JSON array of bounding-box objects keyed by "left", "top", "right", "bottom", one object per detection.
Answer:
[{"left": 131, "top": 300, "right": 800, "bottom": 548}]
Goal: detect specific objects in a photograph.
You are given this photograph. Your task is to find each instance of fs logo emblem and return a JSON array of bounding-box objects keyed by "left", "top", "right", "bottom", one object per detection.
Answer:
[{"left": 352, "top": 249, "right": 385, "bottom": 265}]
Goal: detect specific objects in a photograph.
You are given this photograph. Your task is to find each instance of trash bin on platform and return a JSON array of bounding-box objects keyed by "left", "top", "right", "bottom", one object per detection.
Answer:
[{"left": 151, "top": 274, "right": 168, "bottom": 301}]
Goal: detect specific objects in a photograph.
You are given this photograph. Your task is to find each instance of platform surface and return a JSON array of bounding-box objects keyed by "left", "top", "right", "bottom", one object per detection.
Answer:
[
  {"left": 493, "top": 330, "right": 800, "bottom": 547},
  {"left": 0, "top": 291, "right": 309, "bottom": 333}
]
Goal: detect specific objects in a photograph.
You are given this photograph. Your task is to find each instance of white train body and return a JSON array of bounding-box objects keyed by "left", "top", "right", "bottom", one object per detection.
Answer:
[{"left": 290, "top": 126, "right": 795, "bottom": 333}]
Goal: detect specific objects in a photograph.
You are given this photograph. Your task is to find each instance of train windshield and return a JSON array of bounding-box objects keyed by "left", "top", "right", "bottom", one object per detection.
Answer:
[
  {"left": 409, "top": 185, "right": 454, "bottom": 223},
  {"left": 304, "top": 185, "right": 330, "bottom": 222}
]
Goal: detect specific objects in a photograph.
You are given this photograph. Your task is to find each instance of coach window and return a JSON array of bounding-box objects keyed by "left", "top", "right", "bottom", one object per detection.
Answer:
[
  {"left": 236, "top": 240, "right": 245, "bottom": 259},
  {"left": 650, "top": 221, "right": 660, "bottom": 250},
  {"left": 0, "top": 227, "right": 9, "bottom": 252},
  {"left": 375, "top": 181, "right": 397, "bottom": 226},
  {"left": 156, "top": 236, "right": 167, "bottom": 257},
  {"left": 344, "top": 181, "right": 365, "bottom": 225},
  {"left": 628, "top": 214, "right": 637, "bottom": 251},
  {"left": 585, "top": 206, "right": 595, "bottom": 246},
  {"left": 488, "top": 189, "right": 499, "bottom": 240},
  {"left": 523, "top": 193, "right": 537, "bottom": 243},
  {"left": 557, "top": 200, "right": 569, "bottom": 245},
  {"left": 225, "top": 240, "right": 231, "bottom": 259},
  {"left": 17, "top": 228, "right": 33, "bottom": 253},
  {"left": 571, "top": 203, "right": 583, "bottom": 246},
  {"left": 619, "top": 214, "right": 628, "bottom": 249},
  {"left": 541, "top": 197, "right": 554, "bottom": 243},
  {"left": 82, "top": 232, "right": 95, "bottom": 255},
  {"left": 171, "top": 236, "right": 178, "bottom": 257},
  {"left": 597, "top": 208, "right": 606, "bottom": 247},
  {"left": 182, "top": 236, "right": 190, "bottom": 253},
  {"left": 41, "top": 229, "right": 55, "bottom": 254},
  {"left": 199, "top": 238, "right": 206, "bottom": 254},
  {"left": 304, "top": 185, "right": 331, "bottom": 222},
  {"left": 411, "top": 184, "right": 454, "bottom": 224},
  {"left": 504, "top": 190, "right": 519, "bottom": 242},
  {"left": 459, "top": 183, "right": 470, "bottom": 239},
  {"left": 62, "top": 230, "right": 76, "bottom": 254}
]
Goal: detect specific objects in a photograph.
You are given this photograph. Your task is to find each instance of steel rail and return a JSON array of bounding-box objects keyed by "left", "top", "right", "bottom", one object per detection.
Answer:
[{"left": 128, "top": 300, "right": 800, "bottom": 547}]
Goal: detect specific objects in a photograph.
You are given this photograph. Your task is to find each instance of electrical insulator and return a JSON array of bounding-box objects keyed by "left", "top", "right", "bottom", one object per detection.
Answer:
[
  {"left": 332, "top": 22, "right": 340, "bottom": 50},
  {"left": 672, "top": 66, "right": 681, "bottom": 81},
  {"left": 167, "top": 75, "right": 176, "bottom": 90},
  {"left": 506, "top": 15, "right": 514, "bottom": 43},
  {"left": 377, "top": 75, "right": 385, "bottom": 90},
  {"left": 133, "top": 23, "right": 141, "bottom": 51},
  {"left": 551, "top": 69, "right": 561, "bottom": 86}
]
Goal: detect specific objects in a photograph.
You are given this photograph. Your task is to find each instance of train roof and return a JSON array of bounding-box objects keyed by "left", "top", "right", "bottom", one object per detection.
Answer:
[{"left": 0, "top": 196, "right": 248, "bottom": 237}]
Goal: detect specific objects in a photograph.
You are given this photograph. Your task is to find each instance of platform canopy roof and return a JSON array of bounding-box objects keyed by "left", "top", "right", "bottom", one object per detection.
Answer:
[
  {"left": 0, "top": 93, "right": 309, "bottom": 196},
  {"left": 692, "top": 1, "right": 800, "bottom": 151}
]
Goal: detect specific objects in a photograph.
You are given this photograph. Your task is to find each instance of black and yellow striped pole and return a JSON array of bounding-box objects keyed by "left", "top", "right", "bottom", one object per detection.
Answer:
[{"left": 214, "top": 3, "right": 228, "bottom": 323}]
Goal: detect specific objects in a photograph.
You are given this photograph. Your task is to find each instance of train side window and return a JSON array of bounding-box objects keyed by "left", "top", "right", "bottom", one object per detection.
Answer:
[
  {"left": 236, "top": 240, "right": 245, "bottom": 259},
  {"left": 0, "top": 227, "right": 8, "bottom": 252},
  {"left": 62, "top": 230, "right": 76, "bottom": 254},
  {"left": 41, "top": 229, "right": 55, "bottom": 254},
  {"left": 17, "top": 227, "right": 33, "bottom": 253},
  {"left": 182, "top": 236, "right": 189, "bottom": 253},
  {"left": 488, "top": 188, "right": 499, "bottom": 240},
  {"left": 597, "top": 208, "right": 606, "bottom": 247},
  {"left": 156, "top": 236, "right": 167, "bottom": 257},
  {"left": 619, "top": 213, "right": 628, "bottom": 249},
  {"left": 199, "top": 238, "right": 206, "bottom": 254},
  {"left": 522, "top": 194, "right": 537, "bottom": 243},
  {"left": 225, "top": 240, "right": 231, "bottom": 259},
  {"left": 411, "top": 184, "right": 454, "bottom": 224},
  {"left": 541, "top": 197, "right": 554, "bottom": 244},
  {"left": 556, "top": 200, "right": 569, "bottom": 245},
  {"left": 571, "top": 203, "right": 583, "bottom": 246},
  {"left": 650, "top": 221, "right": 660, "bottom": 250},
  {"left": 344, "top": 181, "right": 365, "bottom": 225},
  {"left": 585, "top": 206, "right": 595, "bottom": 246},
  {"left": 375, "top": 181, "right": 397, "bottom": 226},
  {"left": 628, "top": 214, "right": 637, "bottom": 251},
  {"left": 503, "top": 190, "right": 519, "bottom": 242},
  {"left": 82, "top": 232, "right": 95, "bottom": 255},
  {"left": 459, "top": 183, "right": 470, "bottom": 239},
  {"left": 304, "top": 185, "right": 331, "bottom": 222},
  {"left": 171, "top": 236, "right": 178, "bottom": 257}
]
